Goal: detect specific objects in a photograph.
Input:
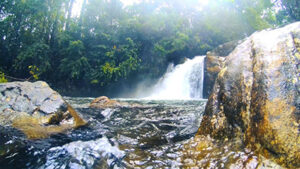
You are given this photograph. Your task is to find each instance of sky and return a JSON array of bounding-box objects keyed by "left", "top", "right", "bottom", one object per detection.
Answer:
[{"left": 72, "top": 0, "right": 84, "bottom": 17}]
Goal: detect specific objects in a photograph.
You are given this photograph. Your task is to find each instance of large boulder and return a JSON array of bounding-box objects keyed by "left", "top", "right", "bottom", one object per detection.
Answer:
[
  {"left": 198, "top": 22, "right": 300, "bottom": 167},
  {"left": 203, "top": 41, "right": 240, "bottom": 98},
  {"left": 0, "top": 81, "right": 86, "bottom": 139}
]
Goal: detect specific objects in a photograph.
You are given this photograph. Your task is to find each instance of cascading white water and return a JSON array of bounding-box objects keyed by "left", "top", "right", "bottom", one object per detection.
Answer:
[{"left": 146, "top": 56, "right": 206, "bottom": 99}]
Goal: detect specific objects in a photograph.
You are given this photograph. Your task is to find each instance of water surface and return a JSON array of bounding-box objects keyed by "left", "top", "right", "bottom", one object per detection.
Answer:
[{"left": 0, "top": 97, "right": 207, "bottom": 168}]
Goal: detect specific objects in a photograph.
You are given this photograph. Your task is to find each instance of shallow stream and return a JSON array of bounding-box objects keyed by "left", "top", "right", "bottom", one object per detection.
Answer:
[{"left": 0, "top": 98, "right": 207, "bottom": 168}]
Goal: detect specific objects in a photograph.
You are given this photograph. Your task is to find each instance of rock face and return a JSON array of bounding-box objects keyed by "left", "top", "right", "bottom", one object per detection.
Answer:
[
  {"left": 198, "top": 22, "right": 300, "bottom": 167},
  {"left": 203, "top": 53, "right": 225, "bottom": 98},
  {"left": 203, "top": 41, "right": 240, "bottom": 98},
  {"left": 0, "top": 81, "right": 86, "bottom": 139}
]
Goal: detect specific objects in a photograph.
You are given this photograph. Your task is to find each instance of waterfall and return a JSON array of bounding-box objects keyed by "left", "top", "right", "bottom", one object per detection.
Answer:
[{"left": 146, "top": 56, "right": 206, "bottom": 99}]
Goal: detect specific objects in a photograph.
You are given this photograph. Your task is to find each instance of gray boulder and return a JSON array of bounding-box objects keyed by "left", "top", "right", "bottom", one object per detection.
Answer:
[{"left": 0, "top": 81, "right": 86, "bottom": 139}]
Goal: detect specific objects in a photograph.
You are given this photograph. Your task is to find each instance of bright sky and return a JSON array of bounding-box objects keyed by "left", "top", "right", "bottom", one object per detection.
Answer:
[
  {"left": 120, "top": 0, "right": 140, "bottom": 6},
  {"left": 72, "top": 0, "right": 210, "bottom": 17},
  {"left": 72, "top": 0, "right": 84, "bottom": 17}
]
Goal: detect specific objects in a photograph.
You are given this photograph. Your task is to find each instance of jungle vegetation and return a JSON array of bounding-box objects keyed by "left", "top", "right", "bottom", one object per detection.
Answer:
[{"left": 0, "top": 0, "right": 299, "bottom": 96}]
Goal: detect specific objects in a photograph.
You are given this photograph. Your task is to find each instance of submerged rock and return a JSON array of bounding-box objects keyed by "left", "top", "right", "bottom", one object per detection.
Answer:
[
  {"left": 89, "top": 96, "right": 143, "bottom": 109},
  {"left": 198, "top": 22, "right": 300, "bottom": 167},
  {"left": 43, "top": 137, "right": 125, "bottom": 169},
  {"left": 90, "top": 96, "right": 122, "bottom": 109},
  {"left": 0, "top": 81, "right": 86, "bottom": 139}
]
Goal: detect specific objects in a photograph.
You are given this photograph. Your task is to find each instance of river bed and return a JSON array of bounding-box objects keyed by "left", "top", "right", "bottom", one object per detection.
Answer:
[{"left": 0, "top": 97, "right": 206, "bottom": 168}]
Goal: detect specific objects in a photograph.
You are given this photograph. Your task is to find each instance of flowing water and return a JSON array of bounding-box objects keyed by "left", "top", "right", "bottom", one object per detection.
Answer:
[
  {"left": 0, "top": 98, "right": 283, "bottom": 168},
  {"left": 146, "top": 56, "right": 206, "bottom": 100},
  {"left": 0, "top": 98, "right": 207, "bottom": 168}
]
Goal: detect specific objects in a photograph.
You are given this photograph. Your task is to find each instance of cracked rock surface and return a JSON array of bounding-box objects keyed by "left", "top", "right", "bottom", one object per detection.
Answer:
[
  {"left": 0, "top": 81, "right": 65, "bottom": 115},
  {"left": 0, "top": 81, "right": 86, "bottom": 139}
]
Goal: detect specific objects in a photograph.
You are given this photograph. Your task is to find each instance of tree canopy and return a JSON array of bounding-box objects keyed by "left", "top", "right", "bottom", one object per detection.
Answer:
[{"left": 0, "top": 0, "right": 298, "bottom": 96}]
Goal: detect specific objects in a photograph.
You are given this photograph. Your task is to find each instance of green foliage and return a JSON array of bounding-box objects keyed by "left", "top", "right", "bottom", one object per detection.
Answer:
[
  {"left": 14, "top": 43, "right": 51, "bottom": 78},
  {"left": 0, "top": 0, "right": 296, "bottom": 94},
  {"left": 276, "top": 0, "right": 300, "bottom": 24},
  {"left": 28, "top": 65, "right": 40, "bottom": 80},
  {"left": 58, "top": 40, "right": 91, "bottom": 83},
  {"left": 0, "top": 72, "right": 8, "bottom": 83},
  {"left": 91, "top": 37, "right": 141, "bottom": 86}
]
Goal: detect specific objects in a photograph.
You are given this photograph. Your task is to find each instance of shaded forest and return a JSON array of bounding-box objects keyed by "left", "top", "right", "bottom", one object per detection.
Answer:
[{"left": 0, "top": 0, "right": 299, "bottom": 96}]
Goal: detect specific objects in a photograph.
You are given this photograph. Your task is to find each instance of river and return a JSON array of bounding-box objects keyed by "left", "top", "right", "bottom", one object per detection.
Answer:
[{"left": 0, "top": 97, "right": 207, "bottom": 168}]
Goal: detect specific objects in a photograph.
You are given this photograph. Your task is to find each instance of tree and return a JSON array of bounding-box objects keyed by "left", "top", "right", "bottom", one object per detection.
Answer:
[
  {"left": 66, "top": 0, "right": 75, "bottom": 30},
  {"left": 0, "top": 0, "right": 291, "bottom": 96},
  {"left": 276, "top": 0, "right": 300, "bottom": 23},
  {"left": 58, "top": 40, "right": 91, "bottom": 86},
  {"left": 13, "top": 43, "right": 51, "bottom": 79}
]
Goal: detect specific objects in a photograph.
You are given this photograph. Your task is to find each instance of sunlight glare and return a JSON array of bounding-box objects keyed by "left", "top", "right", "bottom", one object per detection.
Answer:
[
  {"left": 72, "top": 0, "right": 210, "bottom": 17},
  {"left": 199, "top": 0, "right": 209, "bottom": 6},
  {"left": 120, "top": 0, "right": 141, "bottom": 6},
  {"left": 72, "top": 0, "right": 84, "bottom": 17}
]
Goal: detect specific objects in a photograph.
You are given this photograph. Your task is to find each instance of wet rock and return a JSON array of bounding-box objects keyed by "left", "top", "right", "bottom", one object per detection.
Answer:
[
  {"left": 43, "top": 137, "right": 125, "bottom": 169},
  {"left": 182, "top": 135, "right": 283, "bottom": 169},
  {"left": 203, "top": 53, "right": 225, "bottom": 99},
  {"left": 210, "top": 40, "right": 240, "bottom": 57},
  {"left": 0, "top": 81, "right": 86, "bottom": 139},
  {"left": 0, "top": 126, "right": 27, "bottom": 159},
  {"left": 203, "top": 41, "right": 240, "bottom": 98},
  {"left": 198, "top": 22, "right": 300, "bottom": 167},
  {"left": 0, "top": 97, "right": 206, "bottom": 168},
  {"left": 89, "top": 96, "right": 144, "bottom": 109},
  {"left": 90, "top": 96, "right": 122, "bottom": 109}
]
